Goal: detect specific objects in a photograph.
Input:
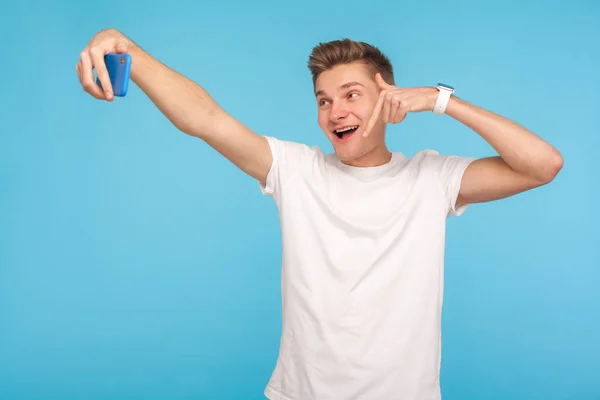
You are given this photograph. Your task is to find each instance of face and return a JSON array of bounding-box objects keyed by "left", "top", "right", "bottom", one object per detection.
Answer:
[{"left": 314, "top": 62, "right": 388, "bottom": 166}]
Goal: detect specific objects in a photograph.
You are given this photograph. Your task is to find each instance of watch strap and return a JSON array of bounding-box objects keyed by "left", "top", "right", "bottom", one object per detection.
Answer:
[{"left": 433, "top": 84, "right": 453, "bottom": 115}]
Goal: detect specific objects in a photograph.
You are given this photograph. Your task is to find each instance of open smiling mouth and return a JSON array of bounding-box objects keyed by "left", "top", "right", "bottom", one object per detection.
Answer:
[{"left": 333, "top": 125, "right": 359, "bottom": 141}]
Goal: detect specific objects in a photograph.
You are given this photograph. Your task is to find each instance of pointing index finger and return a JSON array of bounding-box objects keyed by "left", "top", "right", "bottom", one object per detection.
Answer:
[{"left": 363, "top": 88, "right": 387, "bottom": 138}]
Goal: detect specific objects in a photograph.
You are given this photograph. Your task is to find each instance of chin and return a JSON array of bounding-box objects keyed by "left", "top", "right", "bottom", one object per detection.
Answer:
[{"left": 333, "top": 145, "right": 367, "bottom": 164}]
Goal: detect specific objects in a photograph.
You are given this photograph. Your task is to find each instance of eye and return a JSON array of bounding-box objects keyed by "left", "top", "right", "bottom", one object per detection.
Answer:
[
  {"left": 348, "top": 92, "right": 359, "bottom": 99},
  {"left": 318, "top": 98, "right": 330, "bottom": 106}
]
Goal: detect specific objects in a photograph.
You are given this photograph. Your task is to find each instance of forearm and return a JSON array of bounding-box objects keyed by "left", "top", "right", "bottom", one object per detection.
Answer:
[
  {"left": 126, "top": 38, "right": 222, "bottom": 137},
  {"left": 445, "top": 96, "right": 563, "bottom": 183}
]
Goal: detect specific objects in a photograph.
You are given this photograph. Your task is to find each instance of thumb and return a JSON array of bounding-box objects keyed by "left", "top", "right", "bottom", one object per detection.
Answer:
[{"left": 375, "top": 73, "right": 393, "bottom": 90}]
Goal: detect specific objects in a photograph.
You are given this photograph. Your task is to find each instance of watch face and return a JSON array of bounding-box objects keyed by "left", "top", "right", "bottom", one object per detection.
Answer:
[{"left": 437, "top": 83, "right": 454, "bottom": 91}]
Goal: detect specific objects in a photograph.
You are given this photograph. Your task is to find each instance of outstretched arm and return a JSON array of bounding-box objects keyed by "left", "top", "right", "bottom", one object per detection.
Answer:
[{"left": 75, "top": 29, "right": 272, "bottom": 186}]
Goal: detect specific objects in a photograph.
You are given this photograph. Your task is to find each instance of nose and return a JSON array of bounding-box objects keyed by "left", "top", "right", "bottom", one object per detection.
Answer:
[{"left": 330, "top": 101, "right": 349, "bottom": 122}]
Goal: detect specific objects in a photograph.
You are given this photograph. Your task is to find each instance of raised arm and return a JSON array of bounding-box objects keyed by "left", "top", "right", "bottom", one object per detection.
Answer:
[
  {"left": 443, "top": 96, "right": 563, "bottom": 206},
  {"left": 364, "top": 73, "right": 563, "bottom": 206},
  {"left": 75, "top": 29, "right": 272, "bottom": 186}
]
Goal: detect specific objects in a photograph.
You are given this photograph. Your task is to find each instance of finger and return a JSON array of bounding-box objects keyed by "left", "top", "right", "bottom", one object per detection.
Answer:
[
  {"left": 395, "top": 108, "right": 408, "bottom": 124},
  {"left": 363, "top": 89, "right": 387, "bottom": 138},
  {"left": 80, "top": 51, "right": 106, "bottom": 100},
  {"left": 382, "top": 91, "right": 395, "bottom": 123},
  {"left": 375, "top": 72, "right": 394, "bottom": 91},
  {"left": 75, "top": 61, "right": 81, "bottom": 82},
  {"left": 395, "top": 103, "right": 409, "bottom": 124},
  {"left": 389, "top": 97, "right": 401, "bottom": 123},
  {"left": 90, "top": 47, "right": 113, "bottom": 101}
]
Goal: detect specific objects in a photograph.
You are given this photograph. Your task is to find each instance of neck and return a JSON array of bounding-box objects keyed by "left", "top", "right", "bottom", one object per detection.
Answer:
[{"left": 341, "top": 143, "right": 392, "bottom": 168}]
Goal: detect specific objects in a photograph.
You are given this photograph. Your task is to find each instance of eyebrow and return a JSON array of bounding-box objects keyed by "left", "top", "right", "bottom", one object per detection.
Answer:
[{"left": 315, "top": 81, "right": 365, "bottom": 97}]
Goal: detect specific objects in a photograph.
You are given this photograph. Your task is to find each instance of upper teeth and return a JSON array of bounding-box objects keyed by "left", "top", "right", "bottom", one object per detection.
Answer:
[{"left": 335, "top": 126, "right": 358, "bottom": 133}]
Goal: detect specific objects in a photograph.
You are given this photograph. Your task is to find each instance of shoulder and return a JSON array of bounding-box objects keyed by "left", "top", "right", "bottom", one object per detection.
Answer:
[
  {"left": 407, "top": 149, "right": 474, "bottom": 170},
  {"left": 402, "top": 148, "right": 476, "bottom": 202},
  {"left": 400, "top": 149, "right": 476, "bottom": 191},
  {"left": 402, "top": 149, "right": 449, "bottom": 172},
  {"left": 264, "top": 136, "right": 324, "bottom": 162},
  {"left": 260, "top": 136, "right": 330, "bottom": 196}
]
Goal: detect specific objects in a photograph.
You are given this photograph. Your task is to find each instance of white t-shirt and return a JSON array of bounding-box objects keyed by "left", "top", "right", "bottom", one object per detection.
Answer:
[{"left": 259, "top": 136, "right": 475, "bottom": 400}]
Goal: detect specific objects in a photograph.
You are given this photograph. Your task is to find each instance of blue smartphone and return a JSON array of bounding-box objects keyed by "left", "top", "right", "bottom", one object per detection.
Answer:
[{"left": 96, "top": 53, "right": 131, "bottom": 97}]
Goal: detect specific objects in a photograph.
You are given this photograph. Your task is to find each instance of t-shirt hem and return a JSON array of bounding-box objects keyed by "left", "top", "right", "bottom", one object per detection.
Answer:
[
  {"left": 259, "top": 136, "right": 278, "bottom": 196},
  {"left": 448, "top": 157, "right": 477, "bottom": 217},
  {"left": 264, "top": 386, "right": 295, "bottom": 400}
]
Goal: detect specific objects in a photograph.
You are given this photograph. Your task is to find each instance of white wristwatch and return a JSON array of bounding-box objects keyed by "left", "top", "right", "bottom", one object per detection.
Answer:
[{"left": 433, "top": 83, "right": 454, "bottom": 115}]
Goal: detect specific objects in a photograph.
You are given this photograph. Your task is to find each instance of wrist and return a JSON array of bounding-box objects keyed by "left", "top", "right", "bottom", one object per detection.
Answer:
[
  {"left": 428, "top": 87, "right": 439, "bottom": 111},
  {"left": 127, "top": 41, "right": 149, "bottom": 83},
  {"left": 432, "top": 83, "right": 454, "bottom": 114}
]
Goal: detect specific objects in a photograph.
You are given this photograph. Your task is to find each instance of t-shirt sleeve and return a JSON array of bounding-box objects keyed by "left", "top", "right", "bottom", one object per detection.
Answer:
[
  {"left": 258, "top": 136, "right": 316, "bottom": 199},
  {"left": 421, "top": 150, "right": 477, "bottom": 217}
]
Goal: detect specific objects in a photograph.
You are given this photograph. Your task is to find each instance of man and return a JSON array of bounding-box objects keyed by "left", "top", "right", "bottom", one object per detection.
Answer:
[{"left": 76, "top": 29, "right": 563, "bottom": 400}]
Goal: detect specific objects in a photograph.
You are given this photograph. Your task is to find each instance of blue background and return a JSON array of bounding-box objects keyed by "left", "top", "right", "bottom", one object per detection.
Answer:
[{"left": 1, "top": 1, "right": 599, "bottom": 399}]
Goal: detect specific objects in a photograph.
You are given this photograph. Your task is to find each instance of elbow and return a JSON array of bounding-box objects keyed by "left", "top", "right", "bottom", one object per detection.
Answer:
[{"left": 539, "top": 149, "right": 564, "bottom": 185}]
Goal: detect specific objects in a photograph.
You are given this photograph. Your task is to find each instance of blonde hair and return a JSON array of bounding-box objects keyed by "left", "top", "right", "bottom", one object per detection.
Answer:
[{"left": 307, "top": 38, "right": 395, "bottom": 88}]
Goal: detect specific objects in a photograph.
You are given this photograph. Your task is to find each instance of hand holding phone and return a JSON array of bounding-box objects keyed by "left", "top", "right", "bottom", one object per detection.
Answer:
[
  {"left": 75, "top": 29, "right": 131, "bottom": 101},
  {"left": 95, "top": 53, "right": 132, "bottom": 97}
]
